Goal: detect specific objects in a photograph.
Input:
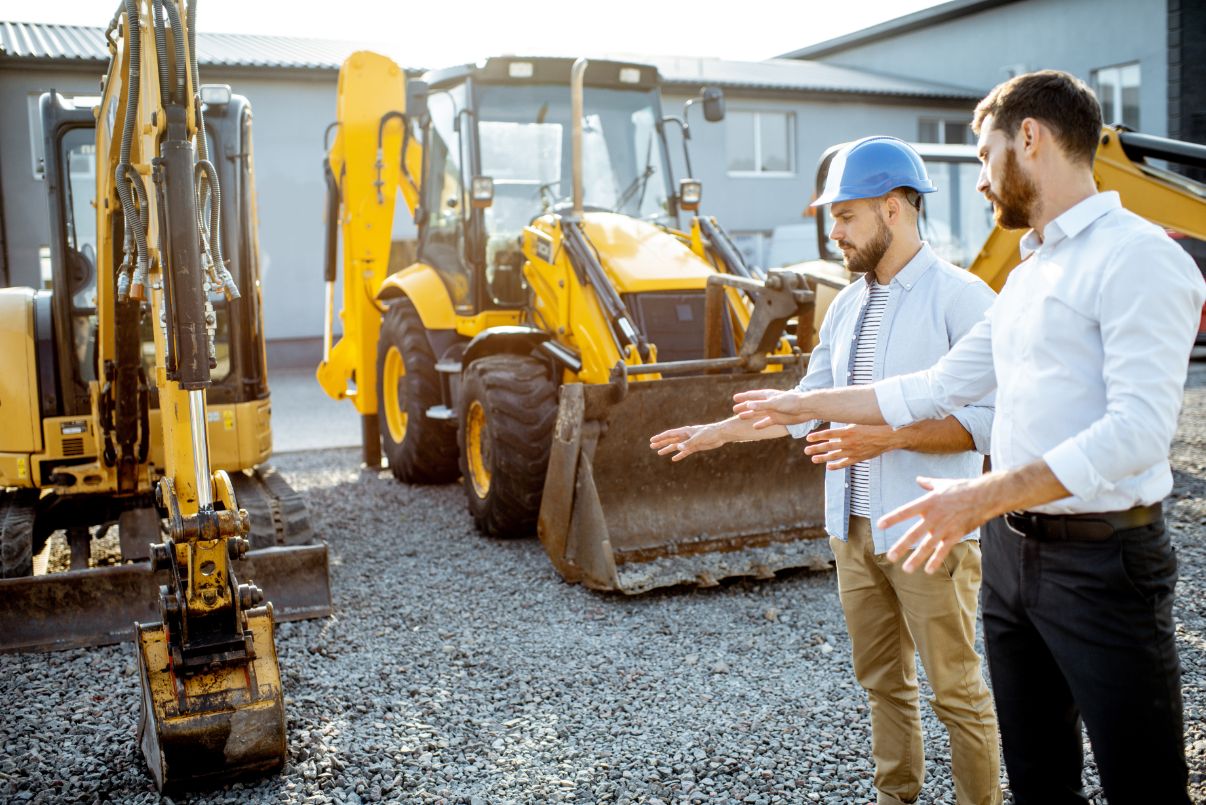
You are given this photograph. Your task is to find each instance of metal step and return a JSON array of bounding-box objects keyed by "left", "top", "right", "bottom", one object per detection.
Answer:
[{"left": 426, "top": 405, "right": 455, "bottom": 421}]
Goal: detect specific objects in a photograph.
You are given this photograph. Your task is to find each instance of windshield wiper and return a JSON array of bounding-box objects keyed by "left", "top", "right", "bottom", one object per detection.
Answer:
[{"left": 613, "top": 135, "right": 656, "bottom": 214}]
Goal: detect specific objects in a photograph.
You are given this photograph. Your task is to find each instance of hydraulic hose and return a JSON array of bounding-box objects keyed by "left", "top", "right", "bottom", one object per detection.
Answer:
[
  {"left": 186, "top": 1, "right": 231, "bottom": 298},
  {"left": 115, "top": 0, "right": 150, "bottom": 301},
  {"left": 152, "top": 0, "right": 169, "bottom": 106},
  {"left": 194, "top": 159, "right": 238, "bottom": 299},
  {"left": 160, "top": 0, "right": 187, "bottom": 103}
]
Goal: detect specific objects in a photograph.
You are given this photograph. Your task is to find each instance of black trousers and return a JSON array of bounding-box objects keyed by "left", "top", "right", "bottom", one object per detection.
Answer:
[{"left": 981, "top": 515, "right": 1189, "bottom": 805}]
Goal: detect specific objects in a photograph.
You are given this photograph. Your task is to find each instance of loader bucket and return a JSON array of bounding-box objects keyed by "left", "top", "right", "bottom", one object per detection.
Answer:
[
  {"left": 0, "top": 544, "right": 330, "bottom": 654},
  {"left": 137, "top": 604, "right": 287, "bottom": 792},
  {"left": 538, "top": 370, "right": 830, "bottom": 594}
]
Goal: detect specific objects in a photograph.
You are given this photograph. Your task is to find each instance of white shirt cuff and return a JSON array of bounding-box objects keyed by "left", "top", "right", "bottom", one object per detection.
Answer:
[
  {"left": 875, "top": 377, "right": 917, "bottom": 430},
  {"left": 786, "top": 419, "right": 820, "bottom": 439},
  {"left": 1042, "top": 438, "right": 1110, "bottom": 502}
]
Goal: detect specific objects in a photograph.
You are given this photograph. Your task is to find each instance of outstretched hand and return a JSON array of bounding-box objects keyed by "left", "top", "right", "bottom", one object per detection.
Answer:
[
  {"left": 732, "top": 388, "right": 813, "bottom": 429},
  {"left": 804, "top": 424, "right": 898, "bottom": 469},
  {"left": 881, "top": 476, "right": 990, "bottom": 573},
  {"left": 649, "top": 424, "right": 723, "bottom": 462}
]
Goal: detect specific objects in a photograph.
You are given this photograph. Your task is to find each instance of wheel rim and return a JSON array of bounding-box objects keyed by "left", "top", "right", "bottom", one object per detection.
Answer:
[
  {"left": 466, "top": 400, "right": 491, "bottom": 499},
  {"left": 382, "top": 346, "right": 408, "bottom": 443}
]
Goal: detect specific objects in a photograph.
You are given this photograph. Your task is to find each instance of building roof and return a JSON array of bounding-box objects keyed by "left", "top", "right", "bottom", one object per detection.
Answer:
[
  {"left": 778, "top": 0, "right": 1022, "bottom": 61},
  {"left": 0, "top": 20, "right": 372, "bottom": 71},
  {"left": 642, "top": 55, "right": 980, "bottom": 99},
  {"left": 0, "top": 20, "right": 980, "bottom": 99}
]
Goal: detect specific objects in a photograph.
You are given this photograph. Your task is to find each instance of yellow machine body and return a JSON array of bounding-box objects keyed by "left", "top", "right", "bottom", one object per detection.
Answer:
[{"left": 321, "top": 52, "right": 822, "bottom": 592}]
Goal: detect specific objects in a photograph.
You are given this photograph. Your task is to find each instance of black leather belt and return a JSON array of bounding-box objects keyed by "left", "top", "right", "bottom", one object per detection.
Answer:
[{"left": 1004, "top": 502, "right": 1163, "bottom": 543}]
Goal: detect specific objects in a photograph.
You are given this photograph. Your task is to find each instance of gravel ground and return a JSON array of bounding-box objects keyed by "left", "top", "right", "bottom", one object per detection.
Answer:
[{"left": 2, "top": 363, "right": 1204, "bottom": 804}]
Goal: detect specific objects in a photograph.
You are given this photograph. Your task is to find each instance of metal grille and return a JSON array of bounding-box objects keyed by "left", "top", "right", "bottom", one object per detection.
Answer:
[
  {"left": 62, "top": 438, "right": 84, "bottom": 457},
  {"left": 624, "top": 291, "right": 735, "bottom": 364}
]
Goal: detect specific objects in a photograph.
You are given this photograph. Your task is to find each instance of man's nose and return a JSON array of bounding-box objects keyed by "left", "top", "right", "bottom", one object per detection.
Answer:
[{"left": 976, "top": 163, "right": 990, "bottom": 194}]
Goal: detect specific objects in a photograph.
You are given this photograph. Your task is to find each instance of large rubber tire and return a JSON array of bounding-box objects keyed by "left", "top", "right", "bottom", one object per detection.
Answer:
[
  {"left": 376, "top": 299, "right": 459, "bottom": 484},
  {"left": 458, "top": 354, "right": 558, "bottom": 538},
  {"left": 0, "top": 491, "right": 37, "bottom": 578}
]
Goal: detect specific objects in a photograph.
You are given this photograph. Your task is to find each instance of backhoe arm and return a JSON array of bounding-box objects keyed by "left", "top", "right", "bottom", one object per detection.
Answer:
[
  {"left": 970, "top": 126, "right": 1206, "bottom": 291},
  {"left": 316, "top": 52, "right": 422, "bottom": 423}
]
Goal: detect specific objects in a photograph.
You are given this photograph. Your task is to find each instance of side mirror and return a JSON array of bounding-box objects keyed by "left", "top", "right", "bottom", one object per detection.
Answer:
[
  {"left": 406, "top": 79, "right": 429, "bottom": 121},
  {"left": 471, "top": 176, "right": 494, "bottom": 209},
  {"left": 199, "top": 84, "right": 232, "bottom": 107},
  {"left": 701, "top": 86, "right": 725, "bottom": 122}
]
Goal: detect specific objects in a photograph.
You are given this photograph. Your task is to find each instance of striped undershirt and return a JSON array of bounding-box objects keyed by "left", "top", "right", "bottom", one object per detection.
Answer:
[{"left": 849, "top": 282, "right": 890, "bottom": 517}]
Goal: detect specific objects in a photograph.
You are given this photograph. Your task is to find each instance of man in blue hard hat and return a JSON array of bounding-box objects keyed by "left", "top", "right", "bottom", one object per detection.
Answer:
[{"left": 652, "top": 136, "right": 1002, "bottom": 805}]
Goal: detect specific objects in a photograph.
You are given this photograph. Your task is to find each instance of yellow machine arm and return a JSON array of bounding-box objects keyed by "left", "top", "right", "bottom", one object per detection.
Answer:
[
  {"left": 98, "top": 0, "right": 287, "bottom": 790},
  {"left": 317, "top": 53, "right": 420, "bottom": 421},
  {"left": 970, "top": 126, "right": 1206, "bottom": 291}
]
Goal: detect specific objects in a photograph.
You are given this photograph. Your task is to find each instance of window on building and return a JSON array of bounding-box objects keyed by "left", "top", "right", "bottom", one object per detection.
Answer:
[
  {"left": 918, "top": 118, "right": 972, "bottom": 145},
  {"left": 1092, "top": 63, "right": 1140, "bottom": 129},
  {"left": 28, "top": 94, "right": 45, "bottom": 179},
  {"left": 726, "top": 111, "right": 795, "bottom": 175}
]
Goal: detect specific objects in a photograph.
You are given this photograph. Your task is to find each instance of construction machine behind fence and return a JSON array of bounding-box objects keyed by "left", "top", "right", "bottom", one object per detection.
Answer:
[
  {"left": 317, "top": 52, "right": 829, "bottom": 593},
  {"left": 792, "top": 129, "right": 1206, "bottom": 348},
  {"left": 0, "top": 0, "right": 331, "bottom": 792}
]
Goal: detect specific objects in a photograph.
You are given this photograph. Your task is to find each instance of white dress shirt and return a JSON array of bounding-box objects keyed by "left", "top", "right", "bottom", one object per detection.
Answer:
[{"left": 877, "top": 191, "right": 1206, "bottom": 514}]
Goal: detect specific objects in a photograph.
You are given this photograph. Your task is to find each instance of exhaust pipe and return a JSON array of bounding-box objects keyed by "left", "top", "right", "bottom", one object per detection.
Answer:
[{"left": 571, "top": 58, "right": 587, "bottom": 218}]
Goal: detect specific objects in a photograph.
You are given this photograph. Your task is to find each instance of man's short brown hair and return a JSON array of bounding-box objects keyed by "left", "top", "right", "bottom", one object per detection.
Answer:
[{"left": 972, "top": 70, "right": 1102, "bottom": 165}]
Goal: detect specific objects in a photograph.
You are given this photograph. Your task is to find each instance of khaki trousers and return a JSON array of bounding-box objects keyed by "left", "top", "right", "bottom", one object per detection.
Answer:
[{"left": 831, "top": 516, "right": 1001, "bottom": 805}]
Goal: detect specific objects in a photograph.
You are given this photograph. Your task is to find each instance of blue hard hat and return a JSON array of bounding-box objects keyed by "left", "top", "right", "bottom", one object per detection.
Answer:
[{"left": 811, "top": 136, "right": 936, "bottom": 207}]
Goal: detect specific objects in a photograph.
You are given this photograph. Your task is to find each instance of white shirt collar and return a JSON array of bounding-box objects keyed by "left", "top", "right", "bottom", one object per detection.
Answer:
[
  {"left": 861, "top": 242, "right": 937, "bottom": 292},
  {"left": 1018, "top": 191, "right": 1122, "bottom": 260}
]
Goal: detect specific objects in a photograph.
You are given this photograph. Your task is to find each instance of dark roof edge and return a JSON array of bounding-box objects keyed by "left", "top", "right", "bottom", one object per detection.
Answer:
[
  {"left": 777, "top": 0, "right": 1022, "bottom": 60},
  {"left": 659, "top": 77, "right": 979, "bottom": 101}
]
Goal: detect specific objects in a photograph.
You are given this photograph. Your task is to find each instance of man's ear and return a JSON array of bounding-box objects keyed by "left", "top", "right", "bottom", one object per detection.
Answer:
[
  {"left": 1018, "top": 117, "right": 1041, "bottom": 156},
  {"left": 882, "top": 194, "right": 901, "bottom": 225}
]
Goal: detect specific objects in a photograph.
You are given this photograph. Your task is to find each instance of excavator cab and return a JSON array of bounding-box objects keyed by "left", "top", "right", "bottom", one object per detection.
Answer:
[
  {"left": 0, "top": 87, "right": 328, "bottom": 652},
  {"left": 397, "top": 59, "right": 682, "bottom": 316}
]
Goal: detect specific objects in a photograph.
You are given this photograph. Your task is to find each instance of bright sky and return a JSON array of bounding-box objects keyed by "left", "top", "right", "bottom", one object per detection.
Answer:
[{"left": 1, "top": 0, "right": 947, "bottom": 65}]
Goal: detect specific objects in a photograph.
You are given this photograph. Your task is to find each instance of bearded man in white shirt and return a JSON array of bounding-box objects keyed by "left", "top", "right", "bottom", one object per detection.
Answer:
[
  {"left": 734, "top": 70, "right": 1204, "bottom": 805},
  {"left": 652, "top": 137, "right": 1002, "bottom": 805}
]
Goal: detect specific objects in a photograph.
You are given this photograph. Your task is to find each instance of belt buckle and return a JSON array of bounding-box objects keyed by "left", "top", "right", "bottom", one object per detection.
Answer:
[{"left": 1006, "top": 511, "right": 1042, "bottom": 538}]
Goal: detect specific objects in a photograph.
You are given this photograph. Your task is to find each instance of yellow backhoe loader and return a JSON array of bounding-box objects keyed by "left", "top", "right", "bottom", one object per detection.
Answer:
[
  {"left": 318, "top": 52, "right": 828, "bottom": 593},
  {"left": 0, "top": 0, "right": 330, "bottom": 790},
  {"left": 793, "top": 128, "right": 1206, "bottom": 340}
]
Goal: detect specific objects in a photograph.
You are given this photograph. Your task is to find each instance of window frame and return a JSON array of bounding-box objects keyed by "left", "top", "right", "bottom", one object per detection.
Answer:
[
  {"left": 725, "top": 109, "right": 796, "bottom": 178},
  {"left": 1091, "top": 61, "right": 1141, "bottom": 130},
  {"left": 917, "top": 117, "right": 972, "bottom": 145}
]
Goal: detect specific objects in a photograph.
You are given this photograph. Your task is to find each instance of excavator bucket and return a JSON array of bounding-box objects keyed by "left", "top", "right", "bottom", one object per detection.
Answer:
[
  {"left": 137, "top": 605, "right": 286, "bottom": 792},
  {"left": 538, "top": 369, "right": 830, "bottom": 594},
  {"left": 0, "top": 545, "right": 330, "bottom": 654}
]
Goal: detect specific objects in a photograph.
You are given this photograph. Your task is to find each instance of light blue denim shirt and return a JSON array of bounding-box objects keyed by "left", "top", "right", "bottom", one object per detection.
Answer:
[{"left": 786, "top": 243, "right": 996, "bottom": 554}]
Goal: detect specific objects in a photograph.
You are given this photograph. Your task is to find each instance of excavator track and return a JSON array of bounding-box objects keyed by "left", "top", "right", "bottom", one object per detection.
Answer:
[{"left": 229, "top": 465, "right": 315, "bottom": 548}]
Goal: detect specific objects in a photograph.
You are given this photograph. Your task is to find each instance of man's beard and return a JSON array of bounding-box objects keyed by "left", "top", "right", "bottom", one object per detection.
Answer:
[
  {"left": 985, "top": 146, "right": 1038, "bottom": 230},
  {"left": 841, "top": 215, "right": 893, "bottom": 275}
]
